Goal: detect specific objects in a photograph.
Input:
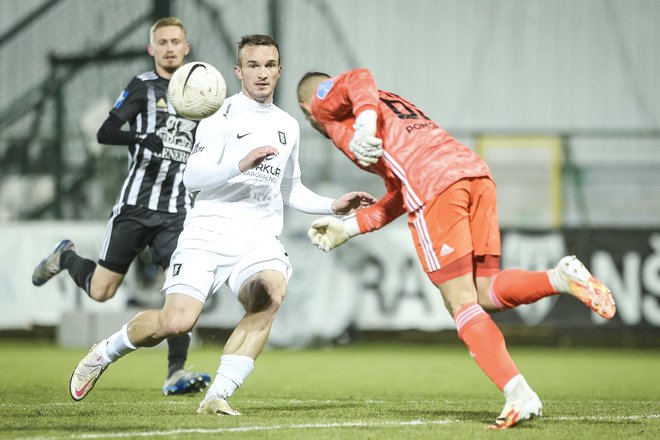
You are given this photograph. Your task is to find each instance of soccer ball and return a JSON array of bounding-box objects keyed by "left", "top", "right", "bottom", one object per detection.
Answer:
[{"left": 168, "top": 61, "right": 226, "bottom": 120}]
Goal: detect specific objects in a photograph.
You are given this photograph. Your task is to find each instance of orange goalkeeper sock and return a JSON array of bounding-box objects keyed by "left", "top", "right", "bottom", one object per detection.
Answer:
[
  {"left": 454, "top": 302, "right": 520, "bottom": 391},
  {"left": 489, "top": 269, "right": 556, "bottom": 310}
]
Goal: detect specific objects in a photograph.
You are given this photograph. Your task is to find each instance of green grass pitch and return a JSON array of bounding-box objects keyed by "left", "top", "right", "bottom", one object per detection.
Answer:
[{"left": 1, "top": 340, "right": 658, "bottom": 439}]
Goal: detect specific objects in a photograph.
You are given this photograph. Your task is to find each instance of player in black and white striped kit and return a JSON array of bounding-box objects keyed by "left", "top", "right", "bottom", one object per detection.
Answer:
[
  {"left": 110, "top": 68, "right": 197, "bottom": 212},
  {"left": 31, "top": 17, "right": 210, "bottom": 396}
]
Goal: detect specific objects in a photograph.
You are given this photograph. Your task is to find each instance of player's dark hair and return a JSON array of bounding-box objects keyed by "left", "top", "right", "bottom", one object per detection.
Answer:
[
  {"left": 298, "top": 71, "right": 330, "bottom": 88},
  {"left": 237, "top": 34, "right": 280, "bottom": 66},
  {"left": 296, "top": 72, "right": 331, "bottom": 101}
]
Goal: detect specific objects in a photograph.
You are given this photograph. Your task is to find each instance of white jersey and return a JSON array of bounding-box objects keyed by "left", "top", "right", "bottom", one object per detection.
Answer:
[{"left": 182, "top": 92, "right": 334, "bottom": 238}]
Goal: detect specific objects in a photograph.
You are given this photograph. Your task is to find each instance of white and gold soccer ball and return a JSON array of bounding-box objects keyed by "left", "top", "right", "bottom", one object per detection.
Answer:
[{"left": 168, "top": 61, "right": 226, "bottom": 120}]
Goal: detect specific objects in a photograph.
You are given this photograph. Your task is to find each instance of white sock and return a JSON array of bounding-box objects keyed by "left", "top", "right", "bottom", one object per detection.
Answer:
[
  {"left": 208, "top": 355, "right": 255, "bottom": 399},
  {"left": 102, "top": 323, "right": 137, "bottom": 363},
  {"left": 547, "top": 268, "right": 568, "bottom": 293}
]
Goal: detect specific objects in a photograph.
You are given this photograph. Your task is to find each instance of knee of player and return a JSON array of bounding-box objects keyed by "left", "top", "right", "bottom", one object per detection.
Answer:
[
  {"left": 88, "top": 273, "right": 122, "bottom": 302},
  {"left": 266, "top": 289, "right": 286, "bottom": 311},
  {"left": 89, "top": 286, "right": 117, "bottom": 302},
  {"left": 240, "top": 278, "right": 286, "bottom": 313},
  {"left": 244, "top": 289, "right": 275, "bottom": 313}
]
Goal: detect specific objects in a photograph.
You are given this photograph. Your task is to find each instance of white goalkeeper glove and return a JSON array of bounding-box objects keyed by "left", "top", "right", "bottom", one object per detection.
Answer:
[
  {"left": 355, "top": 109, "right": 377, "bottom": 136},
  {"left": 349, "top": 131, "right": 383, "bottom": 166},
  {"left": 307, "top": 215, "right": 361, "bottom": 252},
  {"left": 349, "top": 110, "right": 383, "bottom": 167}
]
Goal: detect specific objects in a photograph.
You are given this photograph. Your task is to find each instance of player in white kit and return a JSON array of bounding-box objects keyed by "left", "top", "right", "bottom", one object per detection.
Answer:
[{"left": 68, "top": 34, "right": 375, "bottom": 415}]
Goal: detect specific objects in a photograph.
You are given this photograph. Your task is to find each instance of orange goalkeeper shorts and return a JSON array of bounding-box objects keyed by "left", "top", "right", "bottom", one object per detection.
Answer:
[{"left": 407, "top": 177, "right": 501, "bottom": 285}]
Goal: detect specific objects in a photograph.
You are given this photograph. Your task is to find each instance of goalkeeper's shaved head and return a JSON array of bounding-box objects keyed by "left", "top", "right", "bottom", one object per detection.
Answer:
[
  {"left": 297, "top": 72, "right": 331, "bottom": 104},
  {"left": 297, "top": 72, "right": 332, "bottom": 138}
]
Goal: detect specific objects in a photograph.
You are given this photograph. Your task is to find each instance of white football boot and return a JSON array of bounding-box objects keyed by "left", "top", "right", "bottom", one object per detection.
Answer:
[
  {"left": 488, "top": 375, "right": 542, "bottom": 429},
  {"left": 197, "top": 393, "right": 241, "bottom": 416},
  {"left": 69, "top": 342, "right": 108, "bottom": 401},
  {"left": 552, "top": 255, "right": 616, "bottom": 319}
]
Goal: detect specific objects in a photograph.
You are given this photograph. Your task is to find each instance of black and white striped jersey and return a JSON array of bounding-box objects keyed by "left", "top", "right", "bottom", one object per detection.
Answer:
[{"left": 109, "top": 71, "right": 198, "bottom": 214}]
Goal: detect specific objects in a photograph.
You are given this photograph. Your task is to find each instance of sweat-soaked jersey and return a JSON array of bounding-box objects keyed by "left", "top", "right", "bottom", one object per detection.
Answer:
[{"left": 310, "top": 68, "right": 492, "bottom": 233}]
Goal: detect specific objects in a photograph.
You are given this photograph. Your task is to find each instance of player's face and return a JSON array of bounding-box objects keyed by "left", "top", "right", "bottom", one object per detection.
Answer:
[
  {"left": 299, "top": 102, "right": 329, "bottom": 138},
  {"left": 234, "top": 45, "right": 281, "bottom": 104},
  {"left": 148, "top": 25, "right": 190, "bottom": 78}
]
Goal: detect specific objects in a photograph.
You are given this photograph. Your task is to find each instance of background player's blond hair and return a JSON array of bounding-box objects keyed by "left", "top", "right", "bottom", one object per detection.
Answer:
[{"left": 149, "top": 17, "right": 187, "bottom": 44}]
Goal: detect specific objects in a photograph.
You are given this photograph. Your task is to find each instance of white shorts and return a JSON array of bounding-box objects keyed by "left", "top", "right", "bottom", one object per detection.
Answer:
[{"left": 162, "top": 225, "right": 292, "bottom": 303}]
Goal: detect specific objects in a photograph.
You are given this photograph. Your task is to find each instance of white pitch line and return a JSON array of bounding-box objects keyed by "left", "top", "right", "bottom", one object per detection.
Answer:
[
  {"left": 22, "top": 420, "right": 456, "bottom": 440},
  {"left": 17, "top": 414, "right": 660, "bottom": 440},
  {"left": 553, "top": 414, "right": 660, "bottom": 421}
]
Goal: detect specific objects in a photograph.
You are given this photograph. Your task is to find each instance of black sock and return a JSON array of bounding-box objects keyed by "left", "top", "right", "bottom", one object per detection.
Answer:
[
  {"left": 167, "top": 333, "right": 191, "bottom": 378},
  {"left": 60, "top": 250, "right": 96, "bottom": 296}
]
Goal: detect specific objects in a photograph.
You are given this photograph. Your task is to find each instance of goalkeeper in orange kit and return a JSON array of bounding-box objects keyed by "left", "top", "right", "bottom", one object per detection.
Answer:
[{"left": 297, "top": 68, "right": 616, "bottom": 429}]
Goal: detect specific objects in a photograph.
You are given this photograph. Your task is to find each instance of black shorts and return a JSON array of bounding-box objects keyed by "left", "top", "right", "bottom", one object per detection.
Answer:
[{"left": 98, "top": 204, "right": 185, "bottom": 274}]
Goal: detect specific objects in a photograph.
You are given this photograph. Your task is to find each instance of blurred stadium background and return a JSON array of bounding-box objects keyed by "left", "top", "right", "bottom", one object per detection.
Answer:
[{"left": 1, "top": 0, "right": 659, "bottom": 348}]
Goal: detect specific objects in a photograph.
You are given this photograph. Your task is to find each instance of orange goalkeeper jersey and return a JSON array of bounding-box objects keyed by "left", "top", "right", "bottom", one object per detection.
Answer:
[{"left": 310, "top": 68, "right": 492, "bottom": 233}]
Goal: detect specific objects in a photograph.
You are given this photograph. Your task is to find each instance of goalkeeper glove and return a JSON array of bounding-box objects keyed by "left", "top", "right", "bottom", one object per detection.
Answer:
[
  {"left": 307, "top": 215, "right": 361, "bottom": 252},
  {"left": 349, "top": 129, "right": 383, "bottom": 166},
  {"left": 355, "top": 109, "right": 377, "bottom": 136},
  {"left": 349, "top": 110, "right": 383, "bottom": 166},
  {"left": 137, "top": 133, "right": 164, "bottom": 153}
]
